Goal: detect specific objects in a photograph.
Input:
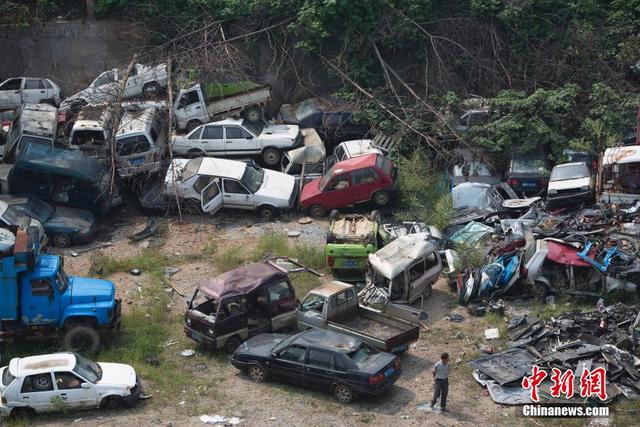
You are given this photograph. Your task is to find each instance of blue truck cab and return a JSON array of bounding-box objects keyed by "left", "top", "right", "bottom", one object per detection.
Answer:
[{"left": 0, "top": 227, "right": 121, "bottom": 353}]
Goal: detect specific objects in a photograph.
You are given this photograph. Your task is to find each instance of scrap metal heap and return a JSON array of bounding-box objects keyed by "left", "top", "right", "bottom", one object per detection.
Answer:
[{"left": 469, "top": 302, "right": 640, "bottom": 405}]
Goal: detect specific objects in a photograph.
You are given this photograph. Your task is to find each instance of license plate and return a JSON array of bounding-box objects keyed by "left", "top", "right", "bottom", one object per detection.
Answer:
[
  {"left": 130, "top": 157, "right": 145, "bottom": 165},
  {"left": 522, "top": 181, "right": 537, "bottom": 188},
  {"left": 342, "top": 259, "right": 358, "bottom": 267},
  {"left": 384, "top": 367, "right": 395, "bottom": 378}
]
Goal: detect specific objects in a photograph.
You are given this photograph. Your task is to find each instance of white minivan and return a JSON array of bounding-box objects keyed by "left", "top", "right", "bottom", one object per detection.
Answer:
[{"left": 115, "top": 105, "right": 167, "bottom": 177}]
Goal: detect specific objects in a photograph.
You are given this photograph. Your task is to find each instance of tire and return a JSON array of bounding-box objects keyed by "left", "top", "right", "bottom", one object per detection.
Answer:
[
  {"left": 329, "top": 209, "right": 339, "bottom": 221},
  {"left": 247, "top": 364, "right": 267, "bottom": 382},
  {"left": 101, "top": 395, "right": 125, "bottom": 409},
  {"left": 10, "top": 407, "right": 34, "bottom": 420},
  {"left": 242, "top": 107, "right": 262, "bottom": 123},
  {"left": 258, "top": 205, "right": 277, "bottom": 221},
  {"left": 52, "top": 233, "right": 71, "bottom": 248},
  {"left": 333, "top": 384, "right": 354, "bottom": 403},
  {"left": 186, "top": 120, "right": 202, "bottom": 133},
  {"left": 33, "top": 373, "right": 53, "bottom": 391},
  {"left": 63, "top": 325, "right": 101, "bottom": 354},
  {"left": 224, "top": 337, "right": 242, "bottom": 354},
  {"left": 308, "top": 204, "right": 326, "bottom": 218},
  {"left": 142, "top": 82, "right": 161, "bottom": 95},
  {"left": 182, "top": 199, "right": 203, "bottom": 215},
  {"left": 369, "top": 210, "right": 381, "bottom": 222},
  {"left": 187, "top": 148, "right": 205, "bottom": 159},
  {"left": 262, "top": 147, "right": 281, "bottom": 167},
  {"left": 423, "top": 283, "right": 433, "bottom": 299},
  {"left": 373, "top": 191, "right": 390, "bottom": 207}
]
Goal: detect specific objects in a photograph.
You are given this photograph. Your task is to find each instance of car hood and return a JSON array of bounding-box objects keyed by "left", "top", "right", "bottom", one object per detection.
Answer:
[
  {"left": 300, "top": 178, "right": 322, "bottom": 205},
  {"left": 277, "top": 104, "right": 298, "bottom": 123},
  {"left": 260, "top": 124, "right": 299, "bottom": 140},
  {"left": 549, "top": 176, "right": 591, "bottom": 191},
  {"left": 46, "top": 206, "right": 95, "bottom": 232},
  {"left": 236, "top": 333, "right": 288, "bottom": 357},
  {"left": 357, "top": 352, "right": 397, "bottom": 375},
  {"left": 69, "top": 277, "right": 115, "bottom": 304},
  {"left": 60, "top": 87, "right": 102, "bottom": 108},
  {"left": 96, "top": 362, "right": 137, "bottom": 388},
  {"left": 255, "top": 170, "right": 295, "bottom": 205}
]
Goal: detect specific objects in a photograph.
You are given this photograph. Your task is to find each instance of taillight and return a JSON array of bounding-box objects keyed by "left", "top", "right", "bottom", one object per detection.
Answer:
[
  {"left": 1, "top": 395, "right": 6, "bottom": 404},
  {"left": 507, "top": 178, "right": 519, "bottom": 187},
  {"left": 522, "top": 266, "right": 529, "bottom": 278},
  {"left": 368, "top": 373, "right": 385, "bottom": 385},
  {"left": 393, "top": 358, "right": 401, "bottom": 370},
  {"left": 327, "top": 256, "right": 335, "bottom": 267}
]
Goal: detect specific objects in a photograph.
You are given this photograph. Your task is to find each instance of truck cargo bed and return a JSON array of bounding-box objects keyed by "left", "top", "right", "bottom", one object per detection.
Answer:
[{"left": 336, "top": 314, "right": 406, "bottom": 340}]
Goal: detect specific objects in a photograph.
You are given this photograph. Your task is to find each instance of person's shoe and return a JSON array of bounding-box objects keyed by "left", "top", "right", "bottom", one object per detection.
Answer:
[
  {"left": 441, "top": 407, "right": 447, "bottom": 412},
  {"left": 430, "top": 403, "right": 435, "bottom": 409}
]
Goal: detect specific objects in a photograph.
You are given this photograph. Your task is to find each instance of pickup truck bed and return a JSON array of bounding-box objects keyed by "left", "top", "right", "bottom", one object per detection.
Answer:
[{"left": 337, "top": 314, "right": 406, "bottom": 339}]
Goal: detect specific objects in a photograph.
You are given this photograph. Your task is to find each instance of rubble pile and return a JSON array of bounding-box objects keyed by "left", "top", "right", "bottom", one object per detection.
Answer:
[{"left": 469, "top": 303, "right": 640, "bottom": 405}]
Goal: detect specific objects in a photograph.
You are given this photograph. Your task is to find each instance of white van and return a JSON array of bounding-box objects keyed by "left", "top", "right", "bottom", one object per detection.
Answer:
[
  {"left": 599, "top": 146, "right": 640, "bottom": 204},
  {"left": 115, "top": 105, "right": 167, "bottom": 177},
  {"left": 3, "top": 104, "right": 58, "bottom": 163},
  {"left": 68, "top": 104, "right": 116, "bottom": 159}
]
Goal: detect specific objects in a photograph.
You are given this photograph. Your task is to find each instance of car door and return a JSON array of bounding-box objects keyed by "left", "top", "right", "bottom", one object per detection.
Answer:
[
  {"left": 53, "top": 372, "right": 97, "bottom": 409},
  {"left": 270, "top": 344, "right": 307, "bottom": 384},
  {"left": 200, "top": 178, "right": 223, "bottom": 214},
  {"left": 175, "top": 88, "right": 208, "bottom": 127},
  {"left": 304, "top": 347, "right": 336, "bottom": 390},
  {"left": 407, "top": 254, "right": 440, "bottom": 301},
  {"left": 214, "top": 297, "right": 248, "bottom": 337},
  {"left": 322, "top": 173, "right": 353, "bottom": 208},
  {"left": 22, "top": 79, "right": 47, "bottom": 104},
  {"left": 0, "top": 78, "right": 23, "bottom": 108},
  {"left": 123, "top": 65, "right": 142, "bottom": 97},
  {"left": 90, "top": 70, "right": 118, "bottom": 102},
  {"left": 224, "top": 125, "right": 258, "bottom": 157},
  {"left": 21, "top": 279, "right": 61, "bottom": 326},
  {"left": 265, "top": 280, "right": 298, "bottom": 331},
  {"left": 201, "top": 125, "right": 225, "bottom": 156},
  {"left": 350, "top": 167, "right": 379, "bottom": 203},
  {"left": 222, "top": 178, "right": 254, "bottom": 209},
  {"left": 18, "top": 373, "right": 57, "bottom": 412}
]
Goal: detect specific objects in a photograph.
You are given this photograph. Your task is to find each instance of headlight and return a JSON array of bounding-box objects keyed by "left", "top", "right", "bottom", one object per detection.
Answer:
[
  {"left": 186, "top": 317, "right": 191, "bottom": 326},
  {"left": 207, "top": 328, "right": 215, "bottom": 336},
  {"left": 79, "top": 227, "right": 92, "bottom": 235},
  {"left": 580, "top": 185, "right": 590, "bottom": 192},
  {"left": 548, "top": 189, "right": 557, "bottom": 194}
]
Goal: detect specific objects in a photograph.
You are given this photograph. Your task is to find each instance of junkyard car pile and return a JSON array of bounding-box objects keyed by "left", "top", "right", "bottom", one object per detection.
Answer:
[{"left": 470, "top": 302, "right": 640, "bottom": 405}]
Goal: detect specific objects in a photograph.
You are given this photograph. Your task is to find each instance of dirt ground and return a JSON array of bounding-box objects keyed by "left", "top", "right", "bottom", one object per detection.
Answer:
[{"left": 9, "top": 206, "right": 630, "bottom": 427}]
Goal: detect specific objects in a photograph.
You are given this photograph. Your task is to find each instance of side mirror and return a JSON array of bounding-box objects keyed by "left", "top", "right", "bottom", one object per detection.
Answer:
[
  {"left": 80, "top": 382, "right": 92, "bottom": 389},
  {"left": 270, "top": 352, "right": 278, "bottom": 358}
]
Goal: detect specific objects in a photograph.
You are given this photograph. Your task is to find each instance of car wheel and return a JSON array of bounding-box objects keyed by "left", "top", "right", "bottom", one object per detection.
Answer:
[
  {"left": 52, "top": 233, "right": 71, "bottom": 248},
  {"left": 258, "top": 205, "right": 277, "bottom": 221},
  {"left": 34, "top": 373, "right": 53, "bottom": 391},
  {"left": 101, "top": 395, "right": 125, "bottom": 409},
  {"left": 247, "top": 364, "right": 267, "bottom": 382},
  {"left": 242, "top": 107, "right": 262, "bottom": 122},
  {"left": 142, "top": 82, "right": 161, "bottom": 94},
  {"left": 63, "top": 325, "right": 101, "bottom": 354},
  {"left": 262, "top": 147, "right": 281, "bottom": 167},
  {"left": 187, "top": 148, "right": 205, "bottom": 159},
  {"left": 224, "top": 337, "right": 242, "bottom": 354},
  {"left": 10, "top": 407, "right": 34, "bottom": 420},
  {"left": 373, "top": 191, "right": 390, "bottom": 206},
  {"left": 309, "top": 204, "right": 326, "bottom": 218},
  {"left": 186, "top": 120, "right": 202, "bottom": 133},
  {"left": 333, "top": 384, "right": 354, "bottom": 403}
]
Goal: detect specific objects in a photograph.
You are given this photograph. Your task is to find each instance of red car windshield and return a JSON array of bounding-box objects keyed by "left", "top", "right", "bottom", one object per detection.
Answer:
[
  {"left": 319, "top": 167, "right": 334, "bottom": 191},
  {"left": 375, "top": 155, "right": 393, "bottom": 176}
]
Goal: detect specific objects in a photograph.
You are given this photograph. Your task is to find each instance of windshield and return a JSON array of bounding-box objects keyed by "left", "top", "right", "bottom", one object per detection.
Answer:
[
  {"left": 550, "top": 164, "right": 589, "bottom": 181},
  {"left": 240, "top": 164, "right": 265, "bottom": 193},
  {"left": 453, "top": 161, "right": 492, "bottom": 177},
  {"left": 1, "top": 205, "right": 29, "bottom": 227},
  {"left": 295, "top": 99, "right": 321, "bottom": 121},
  {"left": 182, "top": 158, "right": 202, "bottom": 182},
  {"left": 272, "top": 332, "right": 305, "bottom": 354},
  {"left": 23, "top": 198, "right": 55, "bottom": 222},
  {"left": 452, "top": 184, "right": 490, "bottom": 210},
  {"left": 2, "top": 368, "right": 15, "bottom": 386},
  {"left": 18, "top": 135, "right": 52, "bottom": 152},
  {"left": 299, "top": 294, "right": 325, "bottom": 312},
  {"left": 319, "top": 167, "right": 334, "bottom": 191},
  {"left": 73, "top": 354, "right": 102, "bottom": 383},
  {"left": 511, "top": 157, "right": 549, "bottom": 174},
  {"left": 349, "top": 344, "right": 379, "bottom": 368},
  {"left": 242, "top": 119, "right": 264, "bottom": 136},
  {"left": 57, "top": 268, "right": 69, "bottom": 293}
]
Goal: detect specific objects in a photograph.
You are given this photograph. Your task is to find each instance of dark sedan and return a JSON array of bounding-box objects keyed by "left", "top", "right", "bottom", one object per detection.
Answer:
[
  {"left": 505, "top": 154, "right": 552, "bottom": 197},
  {"left": 0, "top": 195, "right": 96, "bottom": 247},
  {"left": 231, "top": 330, "right": 401, "bottom": 403}
]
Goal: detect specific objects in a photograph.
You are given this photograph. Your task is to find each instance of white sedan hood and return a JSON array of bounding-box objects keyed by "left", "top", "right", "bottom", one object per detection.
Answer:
[
  {"left": 96, "top": 362, "right": 137, "bottom": 388},
  {"left": 255, "top": 169, "right": 295, "bottom": 208},
  {"left": 260, "top": 124, "right": 299, "bottom": 141},
  {"left": 548, "top": 176, "right": 591, "bottom": 191}
]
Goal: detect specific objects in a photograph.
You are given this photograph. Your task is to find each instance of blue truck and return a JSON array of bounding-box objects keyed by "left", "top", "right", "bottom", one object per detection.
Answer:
[{"left": 0, "top": 227, "right": 121, "bottom": 353}]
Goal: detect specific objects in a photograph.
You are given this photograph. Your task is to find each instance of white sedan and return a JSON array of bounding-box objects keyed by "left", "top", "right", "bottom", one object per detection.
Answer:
[{"left": 0, "top": 353, "right": 141, "bottom": 417}]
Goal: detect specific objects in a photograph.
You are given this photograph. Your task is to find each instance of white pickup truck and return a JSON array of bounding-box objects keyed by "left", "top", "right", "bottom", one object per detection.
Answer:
[
  {"left": 60, "top": 63, "right": 168, "bottom": 109},
  {"left": 173, "top": 82, "right": 271, "bottom": 132}
]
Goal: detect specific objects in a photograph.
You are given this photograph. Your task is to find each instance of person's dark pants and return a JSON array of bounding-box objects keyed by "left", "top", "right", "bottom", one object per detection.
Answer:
[{"left": 431, "top": 378, "right": 449, "bottom": 409}]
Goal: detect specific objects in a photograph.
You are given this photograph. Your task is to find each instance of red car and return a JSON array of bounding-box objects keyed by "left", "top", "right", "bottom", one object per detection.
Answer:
[{"left": 300, "top": 153, "right": 397, "bottom": 217}]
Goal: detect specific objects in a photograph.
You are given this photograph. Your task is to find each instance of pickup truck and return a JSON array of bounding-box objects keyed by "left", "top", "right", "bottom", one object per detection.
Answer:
[
  {"left": 0, "top": 227, "right": 121, "bottom": 354},
  {"left": 297, "top": 281, "right": 420, "bottom": 353},
  {"left": 173, "top": 81, "right": 271, "bottom": 132}
]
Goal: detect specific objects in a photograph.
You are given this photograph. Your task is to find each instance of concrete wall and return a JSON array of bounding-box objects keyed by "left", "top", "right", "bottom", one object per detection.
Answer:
[{"left": 0, "top": 20, "right": 146, "bottom": 95}]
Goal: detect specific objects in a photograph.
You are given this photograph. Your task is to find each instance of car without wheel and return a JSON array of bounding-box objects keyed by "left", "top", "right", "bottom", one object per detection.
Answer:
[
  {"left": 0, "top": 352, "right": 141, "bottom": 418},
  {"left": 0, "top": 77, "right": 62, "bottom": 110},
  {"left": 547, "top": 162, "right": 594, "bottom": 208},
  {"left": 230, "top": 329, "right": 401, "bottom": 403}
]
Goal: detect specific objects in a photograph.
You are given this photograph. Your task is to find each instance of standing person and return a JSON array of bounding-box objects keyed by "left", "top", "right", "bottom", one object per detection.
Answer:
[{"left": 431, "top": 352, "right": 450, "bottom": 411}]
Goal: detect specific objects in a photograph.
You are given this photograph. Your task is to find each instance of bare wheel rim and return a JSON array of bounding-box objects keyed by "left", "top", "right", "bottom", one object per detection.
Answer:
[
  {"left": 53, "top": 234, "right": 70, "bottom": 247},
  {"left": 263, "top": 149, "right": 279, "bottom": 165},
  {"left": 374, "top": 192, "right": 389, "bottom": 205},
  {"left": 335, "top": 385, "right": 352, "bottom": 402},
  {"left": 260, "top": 207, "right": 274, "bottom": 220},
  {"left": 249, "top": 366, "right": 265, "bottom": 381},
  {"left": 310, "top": 205, "right": 325, "bottom": 218},
  {"left": 246, "top": 109, "right": 260, "bottom": 121},
  {"left": 35, "top": 374, "right": 51, "bottom": 389}
]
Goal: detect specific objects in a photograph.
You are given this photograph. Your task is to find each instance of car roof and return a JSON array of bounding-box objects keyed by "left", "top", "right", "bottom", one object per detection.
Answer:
[
  {"left": 308, "top": 281, "right": 352, "bottom": 297},
  {"left": 603, "top": 146, "right": 640, "bottom": 165},
  {"left": 553, "top": 162, "right": 587, "bottom": 169},
  {"left": 206, "top": 117, "right": 244, "bottom": 126},
  {"left": 197, "top": 157, "right": 247, "bottom": 180},
  {"left": 293, "top": 329, "right": 361, "bottom": 353},
  {"left": 9, "top": 353, "right": 76, "bottom": 377},
  {"left": 17, "top": 104, "right": 58, "bottom": 137},
  {"left": 331, "top": 153, "right": 379, "bottom": 174},
  {"left": 198, "top": 262, "right": 288, "bottom": 300},
  {"left": 369, "top": 235, "right": 437, "bottom": 279},
  {"left": 339, "top": 139, "right": 380, "bottom": 157},
  {"left": 116, "top": 106, "right": 156, "bottom": 137}
]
